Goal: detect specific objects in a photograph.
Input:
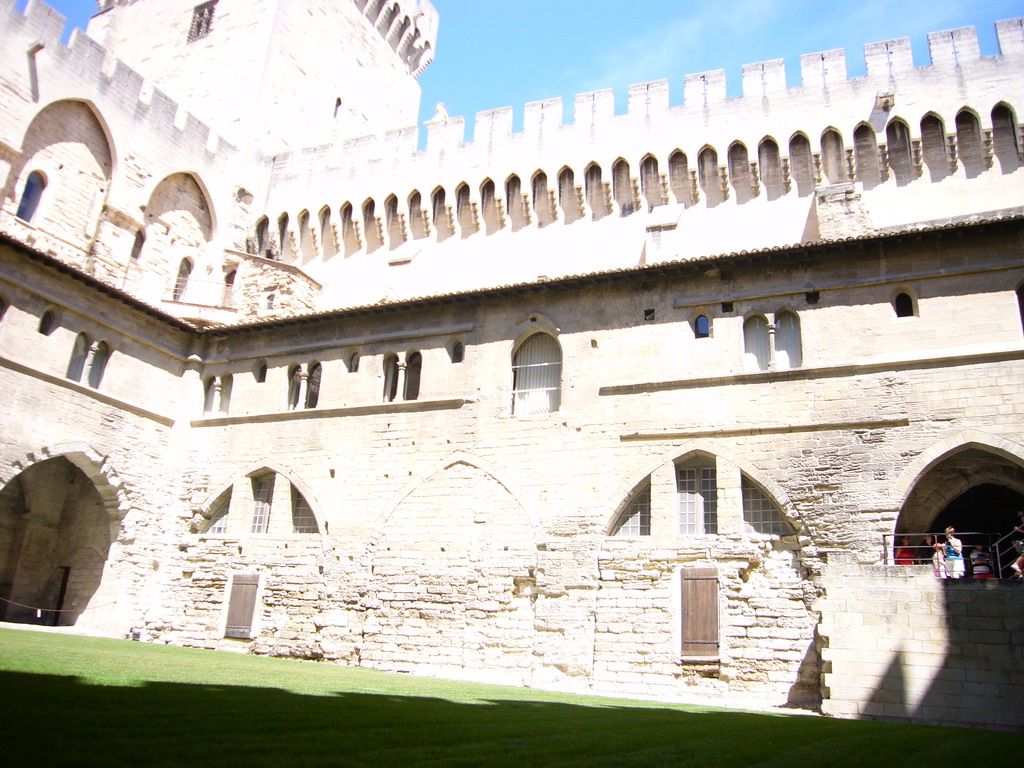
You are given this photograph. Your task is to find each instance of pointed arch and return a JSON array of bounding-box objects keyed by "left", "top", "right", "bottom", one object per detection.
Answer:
[
  {"left": 991, "top": 102, "right": 1020, "bottom": 174},
  {"left": 788, "top": 132, "right": 814, "bottom": 196},
  {"left": 886, "top": 118, "right": 914, "bottom": 186},
  {"left": 854, "top": 123, "right": 881, "bottom": 189},
  {"left": 668, "top": 150, "right": 691, "bottom": 206},
  {"left": 697, "top": 145, "right": 722, "bottom": 207},
  {"left": 728, "top": 141, "right": 752, "bottom": 205},
  {"left": 820, "top": 127, "right": 845, "bottom": 184},
  {"left": 757, "top": 138, "right": 783, "bottom": 202},
  {"left": 955, "top": 108, "right": 984, "bottom": 179}
]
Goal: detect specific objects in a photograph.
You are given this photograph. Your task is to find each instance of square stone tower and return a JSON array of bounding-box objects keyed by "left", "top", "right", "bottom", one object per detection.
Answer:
[{"left": 85, "top": 0, "right": 437, "bottom": 155}]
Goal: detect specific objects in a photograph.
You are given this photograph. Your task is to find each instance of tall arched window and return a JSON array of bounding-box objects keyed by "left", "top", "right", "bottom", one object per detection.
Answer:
[
  {"left": 743, "top": 316, "right": 770, "bottom": 371},
  {"left": 557, "top": 168, "right": 580, "bottom": 224},
  {"left": 789, "top": 134, "right": 814, "bottom": 196},
  {"left": 774, "top": 311, "right": 802, "bottom": 369},
  {"left": 403, "top": 351, "right": 422, "bottom": 401},
  {"left": 955, "top": 110, "right": 984, "bottom": 179},
  {"left": 287, "top": 365, "right": 302, "bottom": 409},
  {"left": 506, "top": 175, "right": 525, "bottom": 231},
  {"left": 382, "top": 354, "right": 400, "bottom": 402},
  {"left": 512, "top": 333, "right": 562, "bottom": 415},
  {"left": 277, "top": 214, "right": 289, "bottom": 259},
  {"left": 612, "top": 159, "right": 633, "bottom": 216},
  {"left": 920, "top": 114, "right": 949, "bottom": 183},
  {"left": 992, "top": 104, "right": 1020, "bottom": 174},
  {"left": 87, "top": 341, "right": 110, "bottom": 389},
  {"left": 821, "top": 129, "right": 845, "bottom": 184},
  {"left": 219, "top": 374, "right": 233, "bottom": 413},
  {"left": 255, "top": 217, "right": 270, "bottom": 257},
  {"left": 585, "top": 164, "right": 605, "bottom": 220},
  {"left": 728, "top": 143, "right": 752, "bottom": 205},
  {"left": 854, "top": 124, "right": 880, "bottom": 189},
  {"left": 697, "top": 146, "right": 721, "bottom": 207},
  {"left": 15, "top": 171, "right": 46, "bottom": 223},
  {"left": 172, "top": 259, "right": 192, "bottom": 302},
  {"left": 886, "top": 119, "right": 913, "bottom": 186},
  {"left": 668, "top": 150, "right": 690, "bottom": 205},
  {"left": 66, "top": 333, "right": 90, "bottom": 382},
  {"left": 758, "top": 139, "right": 783, "bottom": 202},
  {"left": 640, "top": 156, "right": 661, "bottom": 211},
  {"left": 305, "top": 363, "right": 322, "bottom": 408},
  {"left": 222, "top": 269, "right": 236, "bottom": 308},
  {"left": 203, "top": 376, "right": 217, "bottom": 415}
]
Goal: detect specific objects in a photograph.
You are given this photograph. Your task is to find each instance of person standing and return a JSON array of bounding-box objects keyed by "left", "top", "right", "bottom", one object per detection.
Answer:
[
  {"left": 1010, "top": 509, "right": 1024, "bottom": 578},
  {"left": 943, "top": 526, "right": 964, "bottom": 579},
  {"left": 923, "top": 534, "right": 945, "bottom": 578}
]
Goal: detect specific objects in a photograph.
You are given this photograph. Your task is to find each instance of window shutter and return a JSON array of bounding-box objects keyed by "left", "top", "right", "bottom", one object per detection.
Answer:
[
  {"left": 224, "top": 573, "right": 259, "bottom": 638},
  {"left": 681, "top": 566, "right": 719, "bottom": 657}
]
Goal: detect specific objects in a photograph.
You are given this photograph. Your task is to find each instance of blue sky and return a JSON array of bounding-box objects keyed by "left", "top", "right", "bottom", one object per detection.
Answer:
[{"left": 31, "top": 0, "right": 1024, "bottom": 139}]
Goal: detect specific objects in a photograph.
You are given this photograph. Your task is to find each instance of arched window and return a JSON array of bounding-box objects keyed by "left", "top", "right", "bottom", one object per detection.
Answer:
[
  {"left": 677, "top": 457, "right": 717, "bottom": 535},
  {"left": 403, "top": 351, "right": 422, "bottom": 401},
  {"left": 611, "top": 481, "right": 651, "bottom": 536},
  {"left": 532, "top": 172, "right": 552, "bottom": 227},
  {"left": 66, "top": 332, "right": 90, "bottom": 382},
  {"left": 920, "top": 114, "right": 949, "bottom": 183},
  {"left": 479, "top": 180, "right": 500, "bottom": 234},
  {"left": 38, "top": 310, "right": 56, "bottom": 336},
  {"left": 742, "top": 476, "right": 794, "bottom": 535},
  {"left": 886, "top": 119, "right": 913, "bottom": 186},
  {"left": 557, "top": 167, "right": 580, "bottom": 224},
  {"left": 854, "top": 124, "right": 880, "bottom": 189},
  {"left": 318, "top": 207, "right": 335, "bottom": 259},
  {"left": 15, "top": 171, "right": 45, "bottom": 223},
  {"left": 668, "top": 150, "right": 690, "bottom": 205},
  {"left": 640, "top": 156, "right": 661, "bottom": 211},
  {"left": 347, "top": 352, "right": 360, "bottom": 373},
  {"left": 219, "top": 373, "right": 232, "bottom": 413},
  {"left": 758, "top": 139, "right": 783, "bottom": 202},
  {"left": 431, "top": 188, "right": 449, "bottom": 241},
  {"left": 743, "top": 316, "right": 770, "bottom": 371},
  {"left": 450, "top": 342, "right": 464, "bottom": 364},
  {"left": 291, "top": 485, "right": 319, "bottom": 533},
  {"left": 728, "top": 143, "right": 752, "bottom": 205},
  {"left": 694, "top": 315, "right": 710, "bottom": 339},
  {"left": 203, "top": 376, "right": 217, "bottom": 415},
  {"left": 612, "top": 159, "right": 633, "bottom": 216},
  {"left": 894, "top": 291, "right": 916, "bottom": 317},
  {"left": 585, "top": 164, "right": 605, "bottom": 220},
  {"left": 222, "top": 269, "right": 236, "bottom": 308},
  {"left": 87, "top": 341, "right": 110, "bottom": 389},
  {"left": 512, "top": 333, "right": 562, "bottom": 415},
  {"left": 955, "top": 110, "right": 984, "bottom": 179},
  {"left": 297, "top": 209, "right": 311, "bottom": 261},
  {"left": 287, "top": 365, "right": 302, "bottom": 409},
  {"left": 455, "top": 184, "right": 474, "bottom": 236},
  {"left": 774, "top": 311, "right": 802, "bottom": 369},
  {"left": 992, "top": 104, "right": 1020, "bottom": 174},
  {"left": 697, "top": 146, "right": 721, "bottom": 207},
  {"left": 385, "top": 194, "right": 404, "bottom": 248},
  {"left": 363, "top": 198, "right": 382, "bottom": 252},
  {"left": 130, "top": 230, "right": 145, "bottom": 261},
  {"left": 277, "top": 213, "right": 289, "bottom": 259},
  {"left": 254, "top": 360, "right": 267, "bottom": 383},
  {"left": 382, "top": 354, "right": 400, "bottom": 402},
  {"left": 255, "top": 217, "right": 270, "bottom": 257},
  {"left": 305, "top": 363, "right": 322, "bottom": 408},
  {"left": 505, "top": 175, "right": 525, "bottom": 231},
  {"left": 821, "top": 129, "right": 845, "bottom": 184},
  {"left": 789, "top": 134, "right": 814, "bottom": 196},
  {"left": 250, "top": 474, "right": 274, "bottom": 534},
  {"left": 172, "top": 259, "right": 192, "bottom": 302}
]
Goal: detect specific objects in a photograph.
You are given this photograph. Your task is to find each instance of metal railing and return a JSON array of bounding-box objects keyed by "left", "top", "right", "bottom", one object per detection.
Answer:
[{"left": 881, "top": 531, "right": 1005, "bottom": 576}]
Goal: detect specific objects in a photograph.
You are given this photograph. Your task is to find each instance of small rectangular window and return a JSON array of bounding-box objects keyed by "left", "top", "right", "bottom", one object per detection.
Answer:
[
  {"left": 188, "top": 0, "right": 218, "bottom": 43},
  {"left": 224, "top": 573, "right": 259, "bottom": 639}
]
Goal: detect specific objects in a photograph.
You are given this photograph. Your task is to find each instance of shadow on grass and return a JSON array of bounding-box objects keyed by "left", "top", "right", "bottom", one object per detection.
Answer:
[{"left": 0, "top": 670, "right": 1017, "bottom": 768}]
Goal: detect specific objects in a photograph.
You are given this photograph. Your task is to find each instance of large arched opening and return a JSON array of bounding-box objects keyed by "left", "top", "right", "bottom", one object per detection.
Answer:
[
  {"left": 0, "top": 457, "right": 115, "bottom": 626},
  {"left": 896, "top": 446, "right": 1024, "bottom": 574}
]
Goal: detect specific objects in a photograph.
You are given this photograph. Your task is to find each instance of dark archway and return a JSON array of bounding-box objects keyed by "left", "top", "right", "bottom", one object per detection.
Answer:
[
  {"left": 0, "top": 458, "right": 111, "bottom": 626},
  {"left": 929, "top": 483, "right": 1024, "bottom": 538}
]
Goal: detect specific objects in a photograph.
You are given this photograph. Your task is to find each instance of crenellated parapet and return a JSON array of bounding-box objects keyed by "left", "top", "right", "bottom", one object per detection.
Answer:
[
  {"left": 260, "top": 18, "right": 1024, "bottom": 288},
  {"left": 352, "top": 0, "right": 438, "bottom": 77},
  {"left": 1, "top": 0, "right": 234, "bottom": 160}
]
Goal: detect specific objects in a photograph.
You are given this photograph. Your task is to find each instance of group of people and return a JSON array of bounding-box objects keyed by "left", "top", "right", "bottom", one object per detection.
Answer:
[
  {"left": 893, "top": 511, "right": 1024, "bottom": 579},
  {"left": 893, "top": 527, "right": 981, "bottom": 579}
]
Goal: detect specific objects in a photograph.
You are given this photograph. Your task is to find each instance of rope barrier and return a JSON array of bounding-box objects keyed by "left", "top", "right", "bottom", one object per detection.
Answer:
[{"left": 0, "top": 595, "right": 117, "bottom": 616}]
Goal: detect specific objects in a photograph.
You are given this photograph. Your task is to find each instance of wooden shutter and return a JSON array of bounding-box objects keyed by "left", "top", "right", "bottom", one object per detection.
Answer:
[
  {"left": 224, "top": 573, "right": 259, "bottom": 639},
  {"left": 681, "top": 566, "right": 719, "bottom": 657}
]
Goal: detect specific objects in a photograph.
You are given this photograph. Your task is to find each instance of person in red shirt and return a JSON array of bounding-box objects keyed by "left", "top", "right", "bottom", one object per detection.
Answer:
[{"left": 894, "top": 535, "right": 916, "bottom": 565}]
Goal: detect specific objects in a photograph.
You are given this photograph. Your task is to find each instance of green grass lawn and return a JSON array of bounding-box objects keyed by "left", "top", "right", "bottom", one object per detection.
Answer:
[{"left": 0, "top": 628, "right": 1015, "bottom": 767}]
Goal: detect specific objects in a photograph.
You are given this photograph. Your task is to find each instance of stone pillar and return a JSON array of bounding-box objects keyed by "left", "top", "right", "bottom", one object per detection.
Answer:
[{"left": 650, "top": 462, "right": 676, "bottom": 538}]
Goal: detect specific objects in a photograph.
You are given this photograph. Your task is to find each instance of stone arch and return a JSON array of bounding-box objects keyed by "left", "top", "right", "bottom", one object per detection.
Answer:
[
  {"left": 9, "top": 99, "right": 114, "bottom": 250},
  {"left": 0, "top": 444, "right": 129, "bottom": 628},
  {"left": 920, "top": 112, "right": 950, "bottom": 183},
  {"left": 598, "top": 442, "right": 802, "bottom": 537},
  {"left": 196, "top": 459, "right": 327, "bottom": 539},
  {"left": 141, "top": 172, "right": 214, "bottom": 299},
  {"left": 364, "top": 454, "right": 538, "bottom": 683}
]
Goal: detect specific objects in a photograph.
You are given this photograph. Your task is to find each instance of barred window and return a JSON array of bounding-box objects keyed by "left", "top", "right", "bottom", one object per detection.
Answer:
[
  {"left": 188, "top": 1, "right": 217, "bottom": 43},
  {"left": 611, "top": 482, "right": 651, "bottom": 537},
  {"left": 291, "top": 486, "right": 318, "bottom": 534},
  {"left": 741, "top": 476, "right": 794, "bottom": 536},
  {"left": 250, "top": 475, "right": 274, "bottom": 534},
  {"left": 677, "top": 460, "right": 717, "bottom": 535}
]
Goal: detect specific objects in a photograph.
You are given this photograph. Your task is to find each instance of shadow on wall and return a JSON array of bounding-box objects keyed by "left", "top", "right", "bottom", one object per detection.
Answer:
[{"left": 862, "top": 579, "right": 1024, "bottom": 731}]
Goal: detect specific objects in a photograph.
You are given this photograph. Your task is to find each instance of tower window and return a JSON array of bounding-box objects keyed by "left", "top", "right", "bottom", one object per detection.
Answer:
[{"left": 188, "top": 1, "right": 218, "bottom": 43}]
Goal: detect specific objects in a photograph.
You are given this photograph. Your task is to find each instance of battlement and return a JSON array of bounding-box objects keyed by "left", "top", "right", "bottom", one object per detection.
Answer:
[
  {"left": 269, "top": 17, "right": 1024, "bottom": 172},
  {"left": 3, "top": 0, "right": 234, "bottom": 159},
  {"left": 353, "top": 0, "right": 438, "bottom": 77}
]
